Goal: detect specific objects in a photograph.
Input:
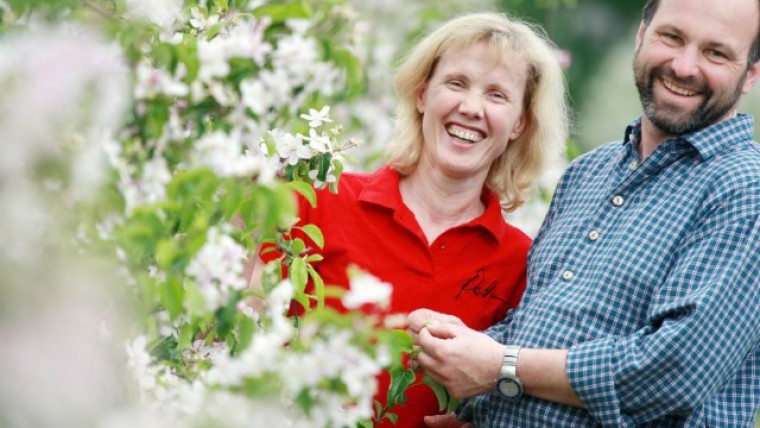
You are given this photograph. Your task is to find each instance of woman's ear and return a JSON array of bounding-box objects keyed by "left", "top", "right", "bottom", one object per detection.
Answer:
[
  {"left": 416, "top": 84, "right": 427, "bottom": 114},
  {"left": 509, "top": 112, "right": 528, "bottom": 140}
]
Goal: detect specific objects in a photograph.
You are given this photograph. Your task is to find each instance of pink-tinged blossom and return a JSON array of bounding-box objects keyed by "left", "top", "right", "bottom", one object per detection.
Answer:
[
  {"left": 0, "top": 25, "right": 128, "bottom": 181},
  {"left": 134, "top": 61, "right": 189, "bottom": 100}
]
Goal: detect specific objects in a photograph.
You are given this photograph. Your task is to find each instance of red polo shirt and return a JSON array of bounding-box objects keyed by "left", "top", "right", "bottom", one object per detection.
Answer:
[{"left": 263, "top": 165, "right": 530, "bottom": 427}]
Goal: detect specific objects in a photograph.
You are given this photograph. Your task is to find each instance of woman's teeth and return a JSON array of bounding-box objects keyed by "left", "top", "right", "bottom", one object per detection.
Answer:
[{"left": 447, "top": 125, "right": 483, "bottom": 143}]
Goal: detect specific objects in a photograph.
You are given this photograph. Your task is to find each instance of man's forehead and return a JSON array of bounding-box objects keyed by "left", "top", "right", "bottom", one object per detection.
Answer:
[{"left": 649, "top": 0, "right": 759, "bottom": 52}]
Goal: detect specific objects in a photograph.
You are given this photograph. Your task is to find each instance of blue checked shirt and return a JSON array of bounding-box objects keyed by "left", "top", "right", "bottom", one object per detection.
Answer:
[{"left": 463, "top": 115, "right": 760, "bottom": 427}]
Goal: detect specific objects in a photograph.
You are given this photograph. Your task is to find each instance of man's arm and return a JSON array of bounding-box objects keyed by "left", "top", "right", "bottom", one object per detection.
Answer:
[{"left": 411, "top": 316, "right": 582, "bottom": 407}]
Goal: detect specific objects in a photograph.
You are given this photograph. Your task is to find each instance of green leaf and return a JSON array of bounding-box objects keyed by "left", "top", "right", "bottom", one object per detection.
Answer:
[
  {"left": 307, "top": 265, "right": 324, "bottom": 310},
  {"left": 205, "top": 21, "right": 225, "bottom": 40},
  {"left": 386, "top": 367, "right": 416, "bottom": 409},
  {"left": 235, "top": 313, "right": 256, "bottom": 354},
  {"left": 316, "top": 152, "right": 333, "bottom": 182},
  {"left": 300, "top": 224, "right": 324, "bottom": 249},
  {"left": 177, "top": 323, "right": 195, "bottom": 351},
  {"left": 384, "top": 412, "right": 398, "bottom": 425},
  {"left": 223, "top": 182, "right": 243, "bottom": 220},
  {"left": 305, "top": 254, "right": 324, "bottom": 263},
  {"left": 156, "top": 238, "right": 180, "bottom": 273},
  {"left": 330, "top": 48, "right": 364, "bottom": 98},
  {"left": 288, "top": 180, "right": 317, "bottom": 208},
  {"left": 290, "top": 257, "right": 308, "bottom": 294},
  {"left": 252, "top": 2, "right": 310, "bottom": 23},
  {"left": 422, "top": 376, "right": 450, "bottom": 412},
  {"left": 160, "top": 276, "right": 184, "bottom": 320}
]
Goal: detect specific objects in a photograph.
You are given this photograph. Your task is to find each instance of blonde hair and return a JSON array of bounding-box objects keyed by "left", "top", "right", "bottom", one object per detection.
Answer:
[{"left": 386, "top": 12, "right": 569, "bottom": 212}]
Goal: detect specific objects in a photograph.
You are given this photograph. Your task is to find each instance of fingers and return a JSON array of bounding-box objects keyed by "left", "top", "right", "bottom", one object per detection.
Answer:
[
  {"left": 423, "top": 414, "right": 469, "bottom": 428},
  {"left": 408, "top": 309, "right": 465, "bottom": 334}
]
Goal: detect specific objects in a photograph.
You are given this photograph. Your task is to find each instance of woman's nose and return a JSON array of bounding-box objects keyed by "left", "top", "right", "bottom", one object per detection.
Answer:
[{"left": 458, "top": 91, "right": 484, "bottom": 119}]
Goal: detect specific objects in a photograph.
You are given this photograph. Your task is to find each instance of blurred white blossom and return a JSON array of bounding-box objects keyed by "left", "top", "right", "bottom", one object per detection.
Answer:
[
  {"left": 186, "top": 226, "right": 247, "bottom": 310},
  {"left": 343, "top": 270, "right": 392, "bottom": 310},
  {"left": 124, "top": 0, "right": 183, "bottom": 29}
]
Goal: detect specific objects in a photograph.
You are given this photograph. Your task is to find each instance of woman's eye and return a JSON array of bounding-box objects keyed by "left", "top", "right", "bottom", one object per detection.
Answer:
[
  {"left": 446, "top": 80, "right": 465, "bottom": 89},
  {"left": 490, "top": 92, "right": 507, "bottom": 102}
]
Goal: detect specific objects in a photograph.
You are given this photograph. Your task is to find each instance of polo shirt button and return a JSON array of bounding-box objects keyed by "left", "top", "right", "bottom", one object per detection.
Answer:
[
  {"left": 612, "top": 195, "right": 625, "bottom": 207},
  {"left": 629, "top": 160, "right": 639, "bottom": 170},
  {"left": 588, "top": 230, "right": 600, "bottom": 241},
  {"left": 562, "top": 270, "right": 575, "bottom": 281},
  {"left": 439, "top": 243, "right": 446, "bottom": 250}
]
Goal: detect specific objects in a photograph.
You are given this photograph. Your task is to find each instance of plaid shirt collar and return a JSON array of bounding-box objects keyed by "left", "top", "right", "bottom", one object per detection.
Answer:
[{"left": 623, "top": 113, "right": 756, "bottom": 160}]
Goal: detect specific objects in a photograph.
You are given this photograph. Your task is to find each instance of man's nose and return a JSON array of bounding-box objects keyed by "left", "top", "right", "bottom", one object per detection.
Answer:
[{"left": 671, "top": 46, "right": 700, "bottom": 79}]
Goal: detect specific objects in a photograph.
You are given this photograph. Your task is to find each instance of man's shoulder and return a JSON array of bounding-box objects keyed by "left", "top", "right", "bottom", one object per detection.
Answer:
[
  {"left": 699, "top": 139, "right": 760, "bottom": 186},
  {"left": 561, "top": 140, "right": 623, "bottom": 178}
]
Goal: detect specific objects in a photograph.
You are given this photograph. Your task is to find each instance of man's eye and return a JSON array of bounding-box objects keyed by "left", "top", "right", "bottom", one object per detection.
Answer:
[
  {"left": 662, "top": 33, "right": 681, "bottom": 44},
  {"left": 707, "top": 49, "right": 728, "bottom": 61}
]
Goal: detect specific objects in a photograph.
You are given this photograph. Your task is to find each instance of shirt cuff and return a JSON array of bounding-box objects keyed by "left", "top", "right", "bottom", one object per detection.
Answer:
[
  {"left": 567, "top": 339, "right": 630, "bottom": 427},
  {"left": 454, "top": 398, "right": 474, "bottom": 422}
]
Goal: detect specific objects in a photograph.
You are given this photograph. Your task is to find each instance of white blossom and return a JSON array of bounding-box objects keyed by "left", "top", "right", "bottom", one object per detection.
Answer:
[
  {"left": 192, "top": 130, "right": 272, "bottom": 178},
  {"left": 124, "top": 0, "right": 183, "bottom": 29},
  {"left": 305, "top": 129, "right": 334, "bottom": 153},
  {"left": 273, "top": 131, "right": 310, "bottom": 165},
  {"left": 185, "top": 227, "right": 247, "bottom": 310},
  {"left": 343, "top": 271, "right": 392, "bottom": 310},
  {"left": 300, "top": 106, "right": 333, "bottom": 128}
]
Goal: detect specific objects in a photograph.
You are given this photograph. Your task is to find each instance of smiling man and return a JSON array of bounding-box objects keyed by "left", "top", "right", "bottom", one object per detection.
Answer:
[{"left": 409, "top": 0, "right": 760, "bottom": 426}]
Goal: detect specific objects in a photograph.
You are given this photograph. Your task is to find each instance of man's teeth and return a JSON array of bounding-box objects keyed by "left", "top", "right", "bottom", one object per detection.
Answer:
[
  {"left": 447, "top": 126, "right": 483, "bottom": 143},
  {"left": 663, "top": 79, "right": 697, "bottom": 96}
]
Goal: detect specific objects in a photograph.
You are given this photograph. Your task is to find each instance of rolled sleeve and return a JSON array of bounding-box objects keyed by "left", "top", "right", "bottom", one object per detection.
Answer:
[{"left": 568, "top": 339, "right": 631, "bottom": 427}]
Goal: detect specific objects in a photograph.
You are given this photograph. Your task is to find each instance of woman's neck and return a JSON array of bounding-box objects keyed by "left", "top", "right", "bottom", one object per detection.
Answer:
[{"left": 399, "top": 166, "right": 487, "bottom": 244}]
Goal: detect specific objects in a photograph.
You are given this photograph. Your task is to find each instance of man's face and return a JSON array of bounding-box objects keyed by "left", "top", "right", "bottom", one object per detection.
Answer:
[{"left": 633, "top": 0, "right": 760, "bottom": 135}]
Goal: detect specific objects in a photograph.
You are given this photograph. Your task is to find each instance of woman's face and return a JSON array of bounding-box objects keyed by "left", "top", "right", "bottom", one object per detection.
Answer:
[{"left": 416, "top": 41, "right": 528, "bottom": 182}]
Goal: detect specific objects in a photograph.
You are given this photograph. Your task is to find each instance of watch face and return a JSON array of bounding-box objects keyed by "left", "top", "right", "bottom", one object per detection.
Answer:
[{"left": 497, "top": 378, "right": 522, "bottom": 399}]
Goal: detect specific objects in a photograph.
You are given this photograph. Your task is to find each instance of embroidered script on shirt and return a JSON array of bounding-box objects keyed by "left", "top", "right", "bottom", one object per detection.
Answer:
[{"left": 455, "top": 269, "right": 507, "bottom": 303}]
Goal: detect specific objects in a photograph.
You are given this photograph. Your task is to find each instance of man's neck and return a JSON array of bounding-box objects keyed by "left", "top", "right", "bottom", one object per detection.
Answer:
[
  {"left": 638, "top": 117, "right": 671, "bottom": 160},
  {"left": 637, "top": 110, "right": 738, "bottom": 160}
]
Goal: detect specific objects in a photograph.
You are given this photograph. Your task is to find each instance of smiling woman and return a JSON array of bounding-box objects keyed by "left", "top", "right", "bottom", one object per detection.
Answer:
[{"left": 253, "top": 12, "right": 570, "bottom": 428}]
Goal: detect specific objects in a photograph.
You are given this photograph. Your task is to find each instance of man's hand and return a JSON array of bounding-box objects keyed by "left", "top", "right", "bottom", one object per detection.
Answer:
[
  {"left": 415, "top": 319, "right": 505, "bottom": 398},
  {"left": 423, "top": 414, "right": 473, "bottom": 428},
  {"left": 408, "top": 308, "right": 465, "bottom": 343}
]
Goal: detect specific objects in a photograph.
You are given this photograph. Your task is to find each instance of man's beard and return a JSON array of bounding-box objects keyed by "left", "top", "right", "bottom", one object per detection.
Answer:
[{"left": 633, "top": 55, "right": 746, "bottom": 135}]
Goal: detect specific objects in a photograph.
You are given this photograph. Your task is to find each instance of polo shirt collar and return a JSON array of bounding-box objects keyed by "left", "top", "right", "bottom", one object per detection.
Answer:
[
  {"left": 358, "top": 165, "right": 507, "bottom": 243},
  {"left": 623, "top": 114, "right": 755, "bottom": 160}
]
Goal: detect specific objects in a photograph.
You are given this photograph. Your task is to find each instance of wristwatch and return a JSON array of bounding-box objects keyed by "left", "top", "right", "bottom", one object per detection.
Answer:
[{"left": 496, "top": 345, "right": 523, "bottom": 400}]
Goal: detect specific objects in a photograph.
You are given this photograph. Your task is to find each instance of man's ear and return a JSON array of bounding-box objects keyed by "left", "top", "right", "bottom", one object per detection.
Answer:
[
  {"left": 634, "top": 22, "right": 647, "bottom": 52},
  {"left": 742, "top": 61, "right": 760, "bottom": 94}
]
